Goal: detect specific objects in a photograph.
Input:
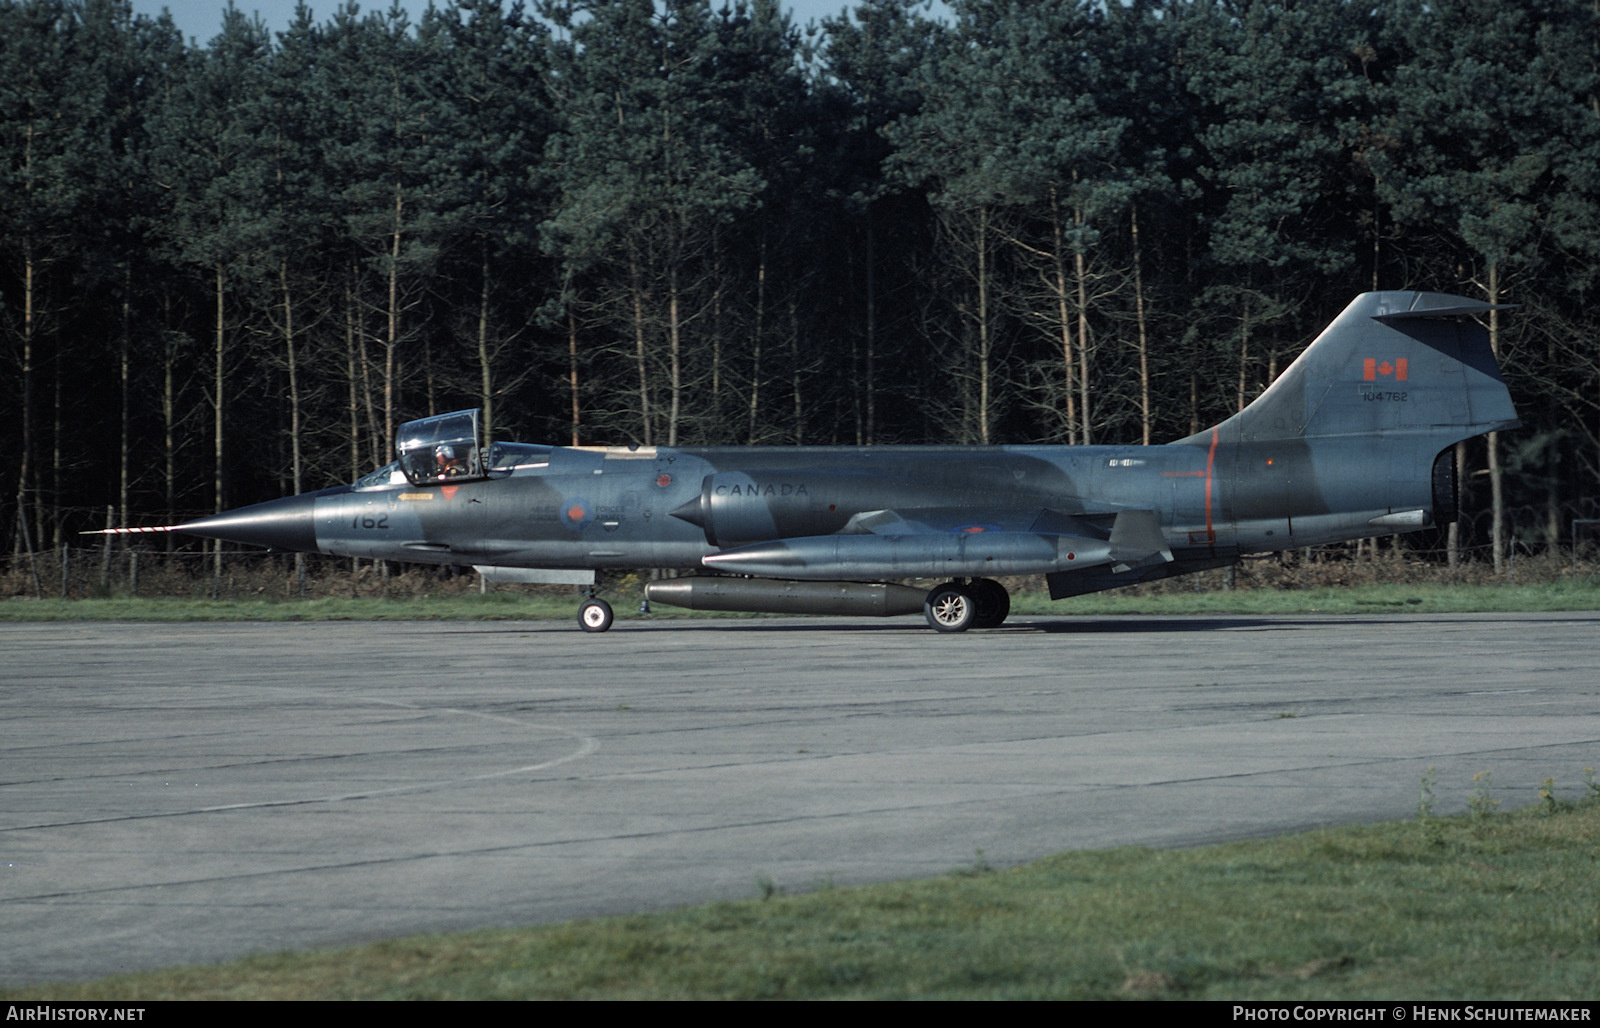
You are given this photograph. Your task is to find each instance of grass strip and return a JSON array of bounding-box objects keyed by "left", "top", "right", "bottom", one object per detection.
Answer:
[
  {"left": 9, "top": 800, "right": 1599, "bottom": 1000},
  {"left": 3, "top": 580, "right": 1600, "bottom": 622}
]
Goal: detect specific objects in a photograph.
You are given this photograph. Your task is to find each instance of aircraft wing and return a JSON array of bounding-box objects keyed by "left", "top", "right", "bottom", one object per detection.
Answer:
[
  {"left": 702, "top": 508, "right": 1172, "bottom": 581},
  {"left": 839, "top": 505, "right": 1112, "bottom": 537}
]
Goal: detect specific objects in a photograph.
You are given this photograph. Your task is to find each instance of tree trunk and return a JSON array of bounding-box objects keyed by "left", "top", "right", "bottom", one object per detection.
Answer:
[
  {"left": 1237, "top": 295, "right": 1252, "bottom": 414},
  {"left": 790, "top": 297, "right": 804, "bottom": 444},
  {"left": 1073, "top": 204, "right": 1091, "bottom": 446},
  {"left": 1131, "top": 205, "right": 1151, "bottom": 445},
  {"left": 747, "top": 237, "right": 767, "bottom": 445},
  {"left": 711, "top": 238, "right": 724, "bottom": 440},
  {"left": 281, "top": 261, "right": 302, "bottom": 495},
  {"left": 568, "top": 307, "right": 581, "bottom": 447},
  {"left": 51, "top": 335, "right": 63, "bottom": 546},
  {"left": 667, "top": 263, "right": 681, "bottom": 447},
  {"left": 976, "top": 206, "right": 992, "bottom": 445},
  {"left": 15, "top": 492, "right": 42, "bottom": 599},
  {"left": 352, "top": 265, "right": 381, "bottom": 469},
  {"left": 629, "top": 246, "right": 652, "bottom": 446},
  {"left": 478, "top": 247, "right": 494, "bottom": 442},
  {"left": 1487, "top": 263, "right": 1505, "bottom": 575},
  {"left": 119, "top": 265, "right": 131, "bottom": 536},
  {"left": 163, "top": 310, "right": 177, "bottom": 553},
  {"left": 1447, "top": 441, "right": 1465, "bottom": 569},
  {"left": 864, "top": 209, "right": 876, "bottom": 446},
  {"left": 346, "top": 280, "right": 361, "bottom": 481},
  {"left": 385, "top": 184, "right": 403, "bottom": 449},
  {"left": 14, "top": 236, "right": 35, "bottom": 560},
  {"left": 213, "top": 262, "right": 225, "bottom": 593},
  {"left": 1189, "top": 370, "right": 1200, "bottom": 437},
  {"left": 281, "top": 260, "right": 305, "bottom": 598},
  {"left": 1049, "top": 189, "right": 1078, "bottom": 446}
]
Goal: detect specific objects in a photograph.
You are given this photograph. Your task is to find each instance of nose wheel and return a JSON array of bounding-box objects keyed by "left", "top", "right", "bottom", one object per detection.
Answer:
[{"left": 578, "top": 597, "right": 614, "bottom": 633}]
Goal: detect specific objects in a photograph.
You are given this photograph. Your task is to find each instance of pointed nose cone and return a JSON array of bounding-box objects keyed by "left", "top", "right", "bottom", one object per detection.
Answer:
[{"left": 178, "top": 492, "right": 324, "bottom": 552}]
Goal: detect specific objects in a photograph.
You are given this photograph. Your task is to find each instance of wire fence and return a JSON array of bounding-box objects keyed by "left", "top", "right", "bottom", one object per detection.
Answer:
[{"left": 0, "top": 545, "right": 538, "bottom": 602}]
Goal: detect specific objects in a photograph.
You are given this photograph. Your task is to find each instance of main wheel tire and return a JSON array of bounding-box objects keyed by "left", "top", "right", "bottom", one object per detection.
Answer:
[
  {"left": 578, "top": 598, "right": 614, "bottom": 633},
  {"left": 969, "top": 578, "right": 1011, "bottom": 628},
  {"left": 924, "top": 583, "right": 976, "bottom": 633}
]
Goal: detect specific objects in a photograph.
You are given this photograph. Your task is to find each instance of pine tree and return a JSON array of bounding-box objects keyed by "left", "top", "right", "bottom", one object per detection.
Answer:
[
  {"left": 321, "top": 2, "right": 456, "bottom": 453},
  {"left": 540, "top": 0, "right": 764, "bottom": 446},
  {"left": 0, "top": 0, "right": 98, "bottom": 550},
  {"left": 819, "top": 0, "right": 942, "bottom": 444},
  {"left": 1374, "top": 0, "right": 1600, "bottom": 570},
  {"left": 1177, "top": 0, "right": 1367, "bottom": 419},
  {"left": 430, "top": 0, "right": 556, "bottom": 444}
]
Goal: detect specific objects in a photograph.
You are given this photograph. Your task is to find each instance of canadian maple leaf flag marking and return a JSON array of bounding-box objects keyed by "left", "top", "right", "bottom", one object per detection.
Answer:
[{"left": 1363, "top": 358, "right": 1408, "bottom": 381}]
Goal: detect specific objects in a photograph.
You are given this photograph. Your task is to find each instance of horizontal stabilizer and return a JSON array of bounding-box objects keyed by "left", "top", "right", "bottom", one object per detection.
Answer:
[{"left": 1047, "top": 555, "right": 1239, "bottom": 600}]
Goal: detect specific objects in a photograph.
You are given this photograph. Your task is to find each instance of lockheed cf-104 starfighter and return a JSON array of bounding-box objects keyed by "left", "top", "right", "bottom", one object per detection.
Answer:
[{"left": 99, "top": 291, "right": 1519, "bottom": 632}]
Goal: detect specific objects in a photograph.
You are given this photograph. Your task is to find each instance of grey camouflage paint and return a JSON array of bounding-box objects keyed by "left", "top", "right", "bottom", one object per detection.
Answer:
[{"left": 160, "top": 292, "right": 1519, "bottom": 618}]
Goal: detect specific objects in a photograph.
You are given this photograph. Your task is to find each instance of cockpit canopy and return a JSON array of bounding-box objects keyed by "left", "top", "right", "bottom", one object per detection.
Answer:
[
  {"left": 354, "top": 411, "right": 550, "bottom": 490},
  {"left": 397, "top": 409, "right": 483, "bottom": 486}
]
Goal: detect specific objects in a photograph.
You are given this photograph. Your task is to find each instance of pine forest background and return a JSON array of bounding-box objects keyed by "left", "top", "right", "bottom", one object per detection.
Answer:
[{"left": 4, "top": 0, "right": 1600, "bottom": 583}]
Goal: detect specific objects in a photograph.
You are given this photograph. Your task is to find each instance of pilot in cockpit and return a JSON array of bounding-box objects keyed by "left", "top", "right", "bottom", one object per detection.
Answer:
[{"left": 434, "top": 444, "right": 467, "bottom": 479}]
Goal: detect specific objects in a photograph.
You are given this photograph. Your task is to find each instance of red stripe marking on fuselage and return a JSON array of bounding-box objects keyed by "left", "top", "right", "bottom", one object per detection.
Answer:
[{"left": 1204, "top": 426, "right": 1219, "bottom": 546}]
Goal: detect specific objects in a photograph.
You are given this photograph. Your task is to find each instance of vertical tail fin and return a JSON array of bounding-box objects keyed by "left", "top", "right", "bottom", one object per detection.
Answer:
[
  {"left": 1194, "top": 290, "right": 1520, "bottom": 447},
  {"left": 1182, "top": 291, "right": 1520, "bottom": 549}
]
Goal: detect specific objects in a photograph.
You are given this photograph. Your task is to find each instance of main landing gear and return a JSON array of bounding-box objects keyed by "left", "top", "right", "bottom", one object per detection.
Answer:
[
  {"left": 923, "top": 577, "right": 1011, "bottom": 633},
  {"left": 578, "top": 595, "right": 614, "bottom": 633}
]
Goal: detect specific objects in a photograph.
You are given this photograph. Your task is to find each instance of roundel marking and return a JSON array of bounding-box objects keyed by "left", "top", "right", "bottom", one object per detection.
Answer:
[
  {"left": 560, "top": 499, "right": 594, "bottom": 529},
  {"left": 656, "top": 473, "right": 672, "bottom": 488}
]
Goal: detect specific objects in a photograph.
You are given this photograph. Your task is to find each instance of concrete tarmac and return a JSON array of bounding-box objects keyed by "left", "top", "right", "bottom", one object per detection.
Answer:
[{"left": 3, "top": 612, "right": 1598, "bottom": 984}]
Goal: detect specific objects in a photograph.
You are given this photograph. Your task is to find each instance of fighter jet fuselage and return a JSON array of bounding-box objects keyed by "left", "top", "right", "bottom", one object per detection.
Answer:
[{"left": 122, "top": 291, "right": 1520, "bottom": 631}]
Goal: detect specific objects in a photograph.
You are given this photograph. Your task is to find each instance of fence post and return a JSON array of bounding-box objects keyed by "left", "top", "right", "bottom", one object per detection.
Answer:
[
  {"left": 60, "top": 542, "right": 70, "bottom": 600},
  {"left": 100, "top": 505, "right": 113, "bottom": 592}
]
